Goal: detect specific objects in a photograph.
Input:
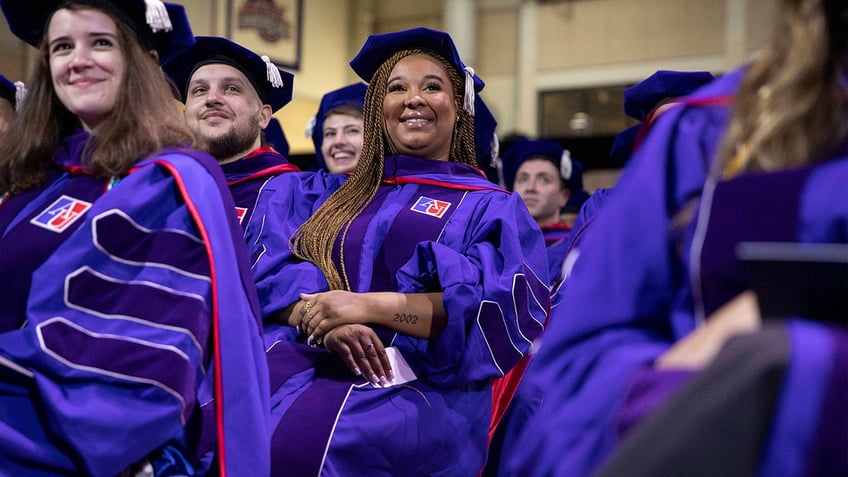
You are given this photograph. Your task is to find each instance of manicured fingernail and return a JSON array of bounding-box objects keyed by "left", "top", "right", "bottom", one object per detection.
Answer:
[
  {"left": 388, "top": 369, "right": 395, "bottom": 380},
  {"left": 353, "top": 367, "right": 361, "bottom": 376},
  {"left": 379, "top": 376, "right": 389, "bottom": 386},
  {"left": 371, "top": 375, "right": 380, "bottom": 385}
]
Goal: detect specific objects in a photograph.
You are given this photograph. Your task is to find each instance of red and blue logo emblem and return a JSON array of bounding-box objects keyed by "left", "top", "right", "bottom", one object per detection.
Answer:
[
  {"left": 410, "top": 196, "right": 451, "bottom": 218},
  {"left": 235, "top": 207, "right": 248, "bottom": 224},
  {"left": 31, "top": 195, "right": 92, "bottom": 233}
]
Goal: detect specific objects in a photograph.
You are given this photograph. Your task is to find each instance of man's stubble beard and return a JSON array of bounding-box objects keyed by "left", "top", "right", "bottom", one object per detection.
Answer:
[{"left": 202, "top": 113, "right": 261, "bottom": 162}]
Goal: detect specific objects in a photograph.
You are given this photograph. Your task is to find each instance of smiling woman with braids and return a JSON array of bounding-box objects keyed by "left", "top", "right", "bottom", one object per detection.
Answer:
[{"left": 246, "top": 27, "right": 549, "bottom": 475}]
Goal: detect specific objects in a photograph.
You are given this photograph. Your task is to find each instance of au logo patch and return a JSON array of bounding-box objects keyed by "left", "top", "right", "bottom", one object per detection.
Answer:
[
  {"left": 235, "top": 207, "right": 248, "bottom": 224},
  {"left": 31, "top": 195, "right": 92, "bottom": 233},
  {"left": 410, "top": 196, "right": 451, "bottom": 218}
]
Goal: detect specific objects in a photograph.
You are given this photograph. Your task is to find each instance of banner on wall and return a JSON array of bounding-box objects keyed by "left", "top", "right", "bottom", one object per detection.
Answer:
[{"left": 226, "top": 0, "right": 303, "bottom": 70}]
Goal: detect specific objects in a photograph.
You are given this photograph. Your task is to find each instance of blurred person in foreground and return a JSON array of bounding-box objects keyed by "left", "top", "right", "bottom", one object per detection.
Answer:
[{"left": 508, "top": 0, "right": 848, "bottom": 475}]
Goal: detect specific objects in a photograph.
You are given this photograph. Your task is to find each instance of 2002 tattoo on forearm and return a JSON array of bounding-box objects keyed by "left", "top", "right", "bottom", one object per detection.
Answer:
[{"left": 393, "top": 313, "right": 419, "bottom": 324}]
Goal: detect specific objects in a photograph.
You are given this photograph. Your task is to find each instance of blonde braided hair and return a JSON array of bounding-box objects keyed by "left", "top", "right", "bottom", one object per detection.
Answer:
[{"left": 291, "top": 48, "right": 477, "bottom": 290}]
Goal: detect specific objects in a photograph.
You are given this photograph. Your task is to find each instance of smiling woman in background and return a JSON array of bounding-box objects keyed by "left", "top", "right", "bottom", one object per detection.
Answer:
[{"left": 308, "top": 82, "right": 368, "bottom": 174}]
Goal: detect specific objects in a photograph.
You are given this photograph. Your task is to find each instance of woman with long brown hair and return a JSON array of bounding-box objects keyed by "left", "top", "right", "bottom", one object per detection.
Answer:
[
  {"left": 0, "top": 1, "right": 269, "bottom": 474},
  {"left": 248, "top": 27, "right": 549, "bottom": 475},
  {"left": 508, "top": 0, "right": 848, "bottom": 475}
]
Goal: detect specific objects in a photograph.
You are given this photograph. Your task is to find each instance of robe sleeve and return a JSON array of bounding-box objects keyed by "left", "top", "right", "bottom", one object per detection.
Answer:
[
  {"left": 247, "top": 172, "right": 341, "bottom": 318},
  {"left": 393, "top": 190, "right": 550, "bottom": 386},
  {"left": 0, "top": 151, "right": 269, "bottom": 477}
]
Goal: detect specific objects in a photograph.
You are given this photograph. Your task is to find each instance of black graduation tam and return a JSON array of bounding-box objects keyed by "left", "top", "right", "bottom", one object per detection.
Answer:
[
  {"left": 474, "top": 94, "right": 500, "bottom": 181},
  {"left": 623, "top": 70, "right": 715, "bottom": 121},
  {"left": 0, "top": 74, "right": 16, "bottom": 106},
  {"left": 612, "top": 70, "right": 715, "bottom": 164},
  {"left": 0, "top": 0, "right": 194, "bottom": 64},
  {"left": 163, "top": 36, "right": 294, "bottom": 113},
  {"left": 349, "top": 27, "right": 484, "bottom": 114},
  {"left": 609, "top": 124, "right": 640, "bottom": 165},
  {"left": 306, "top": 82, "right": 367, "bottom": 168},
  {"left": 564, "top": 160, "right": 589, "bottom": 210},
  {"left": 264, "top": 117, "right": 289, "bottom": 157}
]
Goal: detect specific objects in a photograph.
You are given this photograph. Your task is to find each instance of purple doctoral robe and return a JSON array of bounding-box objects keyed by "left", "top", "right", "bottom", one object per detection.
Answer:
[
  {"left": 507, "top": 69, "right": 848, "bottom": 477},
  {"left": 248, "top": 155, "right": 550, "bottom": 476},
  {"left": 221, "top": 146, "right": 299, "bottom": 231},
  {"left": 540, "top": 222, "right": 571, "bottom": 286},
  {"left": 0, "top": 130, "right": 270, "bottom": 477}
]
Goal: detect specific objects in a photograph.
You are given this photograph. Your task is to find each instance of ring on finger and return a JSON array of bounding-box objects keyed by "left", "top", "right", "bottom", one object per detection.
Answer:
[
  {"left": 304, "top": 301, "right": 313, "bottom": 313},
  {"left": 363, "top": 343, "right": 374, "bottom": 351}
]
